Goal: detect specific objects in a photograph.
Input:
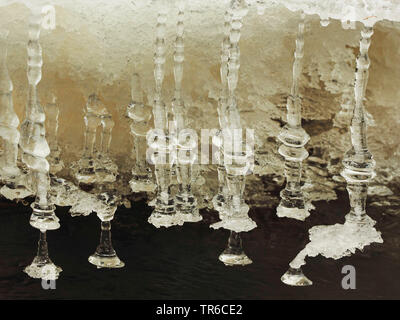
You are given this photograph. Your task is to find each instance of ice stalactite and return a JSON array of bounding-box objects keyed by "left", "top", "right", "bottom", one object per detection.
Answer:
[
  {"left": 211, "top": 0, "right": 256, "bottom": 266},
  {"left": 172, "top": 0, "right": 202, "bottom": 223},
  {"left": 276, "top": 11, "right": 312, "bottom": 221},
  {"left": 127, "top": 73, "right": 155, "bottom": 193},
  {"left": 281, "top": 24, "right": 383, "bottom": 287},
  {"left": 72, "top": 94, "right": 117, "bottom": 184},
  {"left": 333, "top": 83, "right": 354, "bottom": 128},
  {"left": 44, "top": 94, "right": 64, "bottom": 174},
  {"left": 72, "top": 94, "right": 102, "bottom": 184},
  {"left": 148, "top": 0, "right": 183, "bottom": 228},
  {"left": 0, "top": 30, "right": 20, "bottom": 181},
  {"left": 212, "top": 8, "right": 232, "bottom": 220},
  {"left": 341, "top": 25, "right": 377, "bottom": 225},
  {"left": 96, "top": 109, "right": 118, "bottom": 183},
  {"left": 20, "top": 9, "right": 59, "bottom": 231}
]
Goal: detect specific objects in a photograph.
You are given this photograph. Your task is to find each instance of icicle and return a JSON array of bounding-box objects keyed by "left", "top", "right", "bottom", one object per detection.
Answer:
[
  {"left": 341, "top": 25, "right": 376, "bottom": 225},
  {"left": 20, "top": 9, "right": 59, "bottom": 231},
  {"left": 333, "top": 84, "right": 354, "bottom": 127},
  {"left": 44, "top": 94, "right": 64, "bottom": 174},
  {"left": 0, "top": 30, "right": 20, "bottom": 181},
  {"left": 172, "top": 0, "right": 202, "bottom": 223},
  {"left": 212, "top": 9, "right": 232, "bottom": 217},
  {"left": 276, "top": 11, "right": 311, "bottom": 221},
  {"left": 97, "top": 110, "right": 118, "bottom": 183},
  {"left": 148, "top": 0, "right": 182, "bottom": 228},
  {"left": 281, "top": 25, "right": 383, "bottom": 287},
  {"left": 127, "top": 73, "right": 155, "bottom": 192},
  {"left": 72, "top": 93, "right": 117, "bottom": 184},
  {"left": 211, "top": 0, "right": 256, "bottom": 237}
]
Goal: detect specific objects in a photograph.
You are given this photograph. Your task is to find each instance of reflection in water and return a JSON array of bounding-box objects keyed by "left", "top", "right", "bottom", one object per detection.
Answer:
[
  {"left": 89, "top": 220, "right": 125, "bottom": 269},
  {"left": 24, "top": 230, "right": 62, "bottom": 280},
  {"left": 219, "top": 231, "right": 252, "bottom": 266}
]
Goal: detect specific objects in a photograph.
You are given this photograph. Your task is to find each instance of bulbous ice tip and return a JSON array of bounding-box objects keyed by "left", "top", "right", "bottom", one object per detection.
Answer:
[
  {"left": 281, "top": 267, "right": 313, "bottom": 286},
  {"left": 30, "top": 203, "right": 60, "bottom": 231}
]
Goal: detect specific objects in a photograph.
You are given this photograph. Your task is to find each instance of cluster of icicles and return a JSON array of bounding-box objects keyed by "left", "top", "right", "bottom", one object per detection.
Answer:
[{"left": 0, "top": 0, "right": 382, "bottom": 285}]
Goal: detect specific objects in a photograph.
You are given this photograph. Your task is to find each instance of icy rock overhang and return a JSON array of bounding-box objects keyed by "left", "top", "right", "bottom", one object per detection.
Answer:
[
  {"left": 1, "top": 0, "right": 400, "bottom": 209},
  {"left": 282, "top": 0, "right": 400, "bottom": 26},
  {"left": 2, "top": 0, "right": 400, "bottom": 24}
]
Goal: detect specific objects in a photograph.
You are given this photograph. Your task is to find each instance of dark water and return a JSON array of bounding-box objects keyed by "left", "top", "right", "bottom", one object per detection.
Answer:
[{"left": 0, "top": 191, "right": 399, "bottom": 300}]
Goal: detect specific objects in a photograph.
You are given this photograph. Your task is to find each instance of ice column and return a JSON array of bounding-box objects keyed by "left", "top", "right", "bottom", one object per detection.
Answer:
[
  {"left": 20, "top": 10, "right": 59, "bottom": 231},
  {"left": 276, "top": 12, "right": 311, "bottom": 221},
  {"left": 341, "top": 25, "right": 376, "bottom": 226},
  {"left": 97, "top": 109, "right": 118, "bottom": 183},
  {"left": 72, "top": 94, "right": 117, "bottom": 184},
  {"left": 212, "top": 9, "right": 232, "bottom": 219},
  {"left": 127, "top": 73, "right": 155, "bottom": 192},
  {"left": 172, "top": 0, "right": 202, "bottom": 223},
  {"left": 148, "top": 0, "right": 182, "bottom": 228},
  {"left": 44, "top": 94, "right": 64, "bottom": 174},
  {"left": 0, "top": 30, "right": 20, "bottom": 181}
]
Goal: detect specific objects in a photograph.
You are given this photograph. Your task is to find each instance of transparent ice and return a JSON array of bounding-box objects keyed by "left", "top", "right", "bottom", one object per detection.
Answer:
[
  {"left": 44, "top": 94, "right": 64, "bottom": 174},
  {"left": 127, "top": 73, "right": 155, "bottom": 193},
  {"left": 212, "top": 8, "right": 231, "bottom": 220},
  {"left": 276, "top": 11, "right": 311, "bottom": 221},
  {"left": 0, "top": 30, "right": 20, "bottom": 181},
  {"left": 211, "top": 0, "right": 257, "bottom": 239},
  {"left": 148, "top": 0, "right": 183, "bottom": 228},
  {"left": 71, "top": 93, "right": 118, "bottom": 185},
  {"left": 219, "top": 231, "right": 252, "bottom": 266},
  {"left": 19, "top": 10, "right": 59, "bottom": 231},
  {"left": 281, "top": 24, "right": 383, "bottom": 286},
  {"left": 172, "top": 0, "right": 202, "bottom": 223}
]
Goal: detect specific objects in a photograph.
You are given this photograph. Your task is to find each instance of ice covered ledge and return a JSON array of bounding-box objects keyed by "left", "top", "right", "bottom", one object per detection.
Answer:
[
  {"left": 0, "top": 0, "right": 400, "bottom": 207},
  {"left": 2, "top": 0, "right": 399, "bottom": 23}
]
